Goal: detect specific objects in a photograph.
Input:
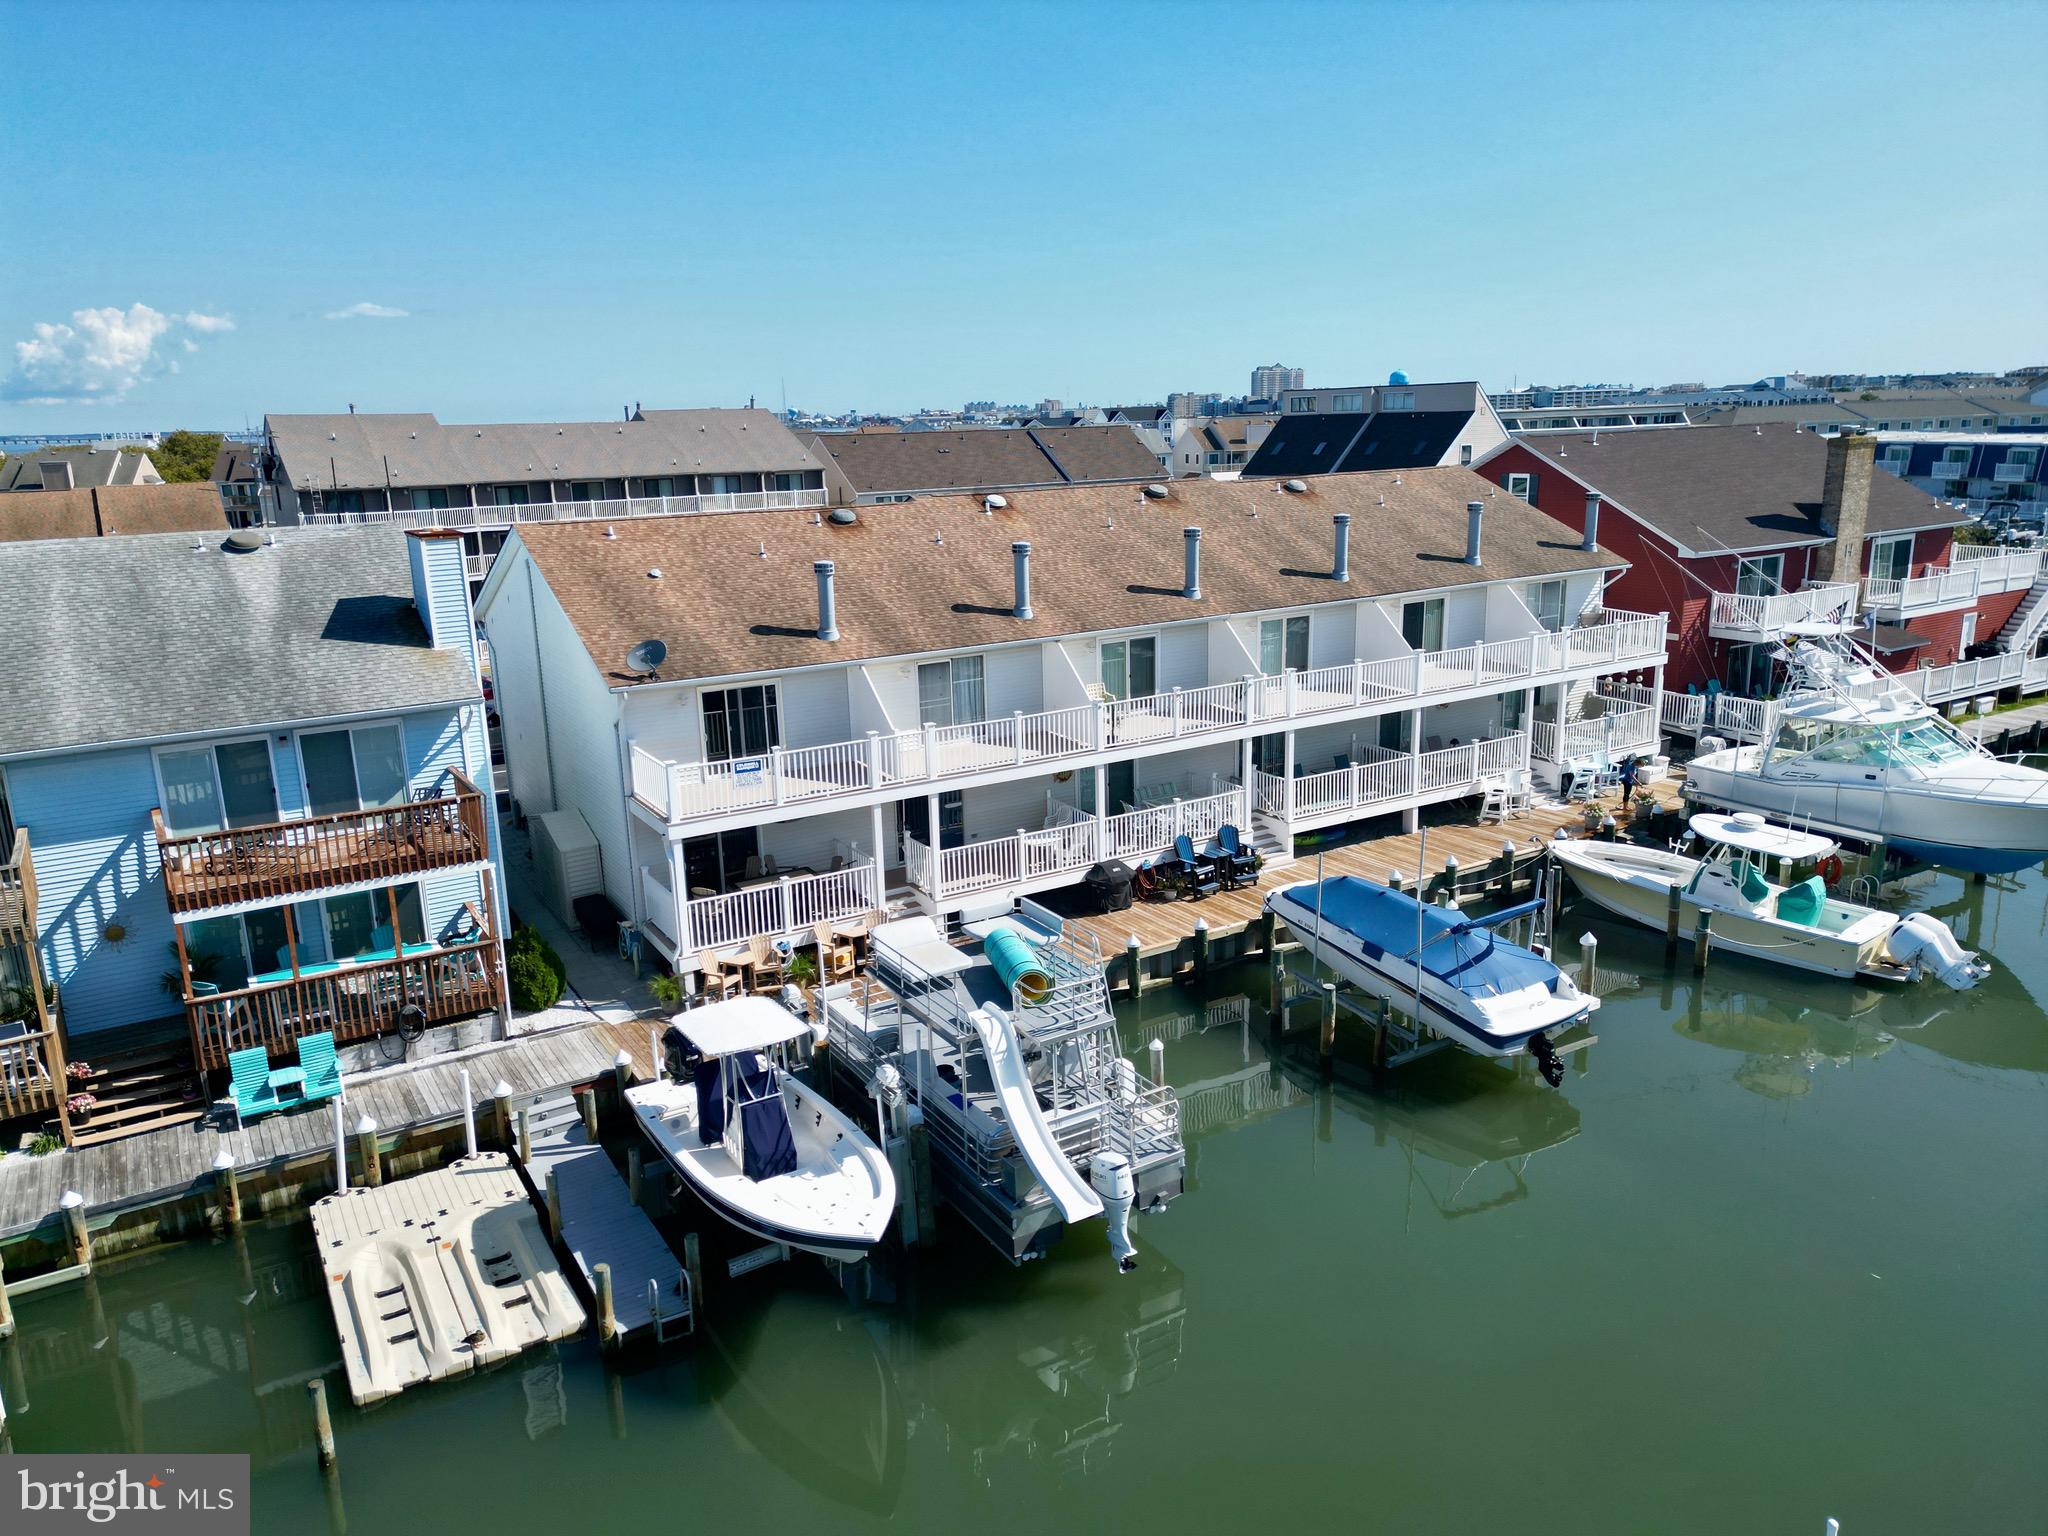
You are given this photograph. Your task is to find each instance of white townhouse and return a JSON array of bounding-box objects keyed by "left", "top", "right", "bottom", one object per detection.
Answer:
[{"left": 473, "top": 470, "right": 1666, "bottom": 973}]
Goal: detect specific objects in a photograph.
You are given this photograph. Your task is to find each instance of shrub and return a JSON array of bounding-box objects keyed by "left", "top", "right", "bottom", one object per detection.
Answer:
[
  {"left": 28, "top": 1132, "right": 61, "bottom": 1156},
  {"left": 507, "top": 949, "right": 562, "bottom": 1012}
]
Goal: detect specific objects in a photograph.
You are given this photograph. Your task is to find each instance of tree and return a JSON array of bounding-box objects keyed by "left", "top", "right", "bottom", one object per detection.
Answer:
[{"left": 151, "top": 430, "right": 226, "bottom": 483}]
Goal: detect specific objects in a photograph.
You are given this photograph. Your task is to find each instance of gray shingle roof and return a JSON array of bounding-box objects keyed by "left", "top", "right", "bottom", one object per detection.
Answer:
[
  {"left": 0, "top": 526, "right": 479, "bottom": 758},
  {"left": 0, "top": 448, "right": 158, "bottom": 492},
  {"left": 806, "top": 424, "right": 1160, "bottom": 495},
  {"left": 264, "top": 408, "right": 822, "bottom": 492}
]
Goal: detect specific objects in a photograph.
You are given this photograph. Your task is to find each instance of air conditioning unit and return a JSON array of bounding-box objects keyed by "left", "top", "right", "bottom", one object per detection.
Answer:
[{"left": 529, "top": 809, "right": 604, "bottom": 928}]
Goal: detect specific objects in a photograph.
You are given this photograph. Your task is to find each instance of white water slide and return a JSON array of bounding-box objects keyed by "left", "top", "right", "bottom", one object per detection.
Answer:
[{"left": 969, "top": 1007, "right": 1103, "bottom": 1224}]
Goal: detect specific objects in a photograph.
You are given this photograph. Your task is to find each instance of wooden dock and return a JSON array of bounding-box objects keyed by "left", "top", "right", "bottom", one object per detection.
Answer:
[{"left": 1065, "top": 775, "right": 1682, "bottom": 963}]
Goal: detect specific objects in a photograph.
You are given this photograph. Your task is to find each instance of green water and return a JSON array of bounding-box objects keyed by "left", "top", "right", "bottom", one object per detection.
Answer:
[{"left": 6, "top": 867, "right": 2044, "bottom": 1533}]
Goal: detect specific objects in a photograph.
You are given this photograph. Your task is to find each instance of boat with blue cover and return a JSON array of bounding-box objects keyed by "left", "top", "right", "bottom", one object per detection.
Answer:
[{"left": 1265, "top": 875, "right": 1597, "bottom": 1068}]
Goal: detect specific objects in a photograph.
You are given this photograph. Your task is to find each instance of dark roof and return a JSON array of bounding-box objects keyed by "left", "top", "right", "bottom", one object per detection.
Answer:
[
  {"left": 0, "top": 447, "right": 157, "bottom": 492},
  {"left": 0, "top": 484, "right": 230, "bottom": 543},
  {"left": 1871, "top": 623, "right": 1932, "bottom": 653},
  {"left": 495, "top": 468, "right": 1624, "bottom": 686},
  {"left": 1242, "top": 411, "right": 1471, "bottom": 478},
  {"left": 211, "top": 442, "right": 261, "bottom": 483},
  {"left": 1509, "top": 425, "right": 1964, "bottom": 552},
  {"left": 1103, "top": 405, "right": 1167, "bottom": 425},
  {"left": 808, "top": 425, "right": 1161, "bottom": 496},
  {"left": 0, "top": 526, "right": 478, "bottom": 758}
]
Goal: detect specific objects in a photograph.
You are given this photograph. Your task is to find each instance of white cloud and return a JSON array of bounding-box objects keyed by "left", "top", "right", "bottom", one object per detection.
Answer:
[
  {"left": 3, "top": 303, "right": 238, "bottom": 404},
  {"left": 325, "top": 300, "right": 408, "bottom": 320}
]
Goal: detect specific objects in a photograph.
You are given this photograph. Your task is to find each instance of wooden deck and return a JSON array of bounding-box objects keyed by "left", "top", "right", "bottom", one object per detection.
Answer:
[
  {"left": 1065, "top": 774, "right": 1683, "bottom": 961},
  {"left": 0, "top": 1017, "right": 659, "bottom": 1244}
]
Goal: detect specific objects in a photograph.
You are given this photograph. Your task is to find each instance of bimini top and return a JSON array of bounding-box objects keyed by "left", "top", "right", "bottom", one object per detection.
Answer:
[
  {"left": 1689, "top": 811, "right": 1837, "bottom": 862},
  {"left": 1282, "top": 877, "right": 1555, "bottom": 999},
  {"left": 674, "top": 995, "right": 810, "bottom": 1058}
]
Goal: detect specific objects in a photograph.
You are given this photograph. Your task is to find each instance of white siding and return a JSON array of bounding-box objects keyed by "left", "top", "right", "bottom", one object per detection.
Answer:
[
  {"left": 1156, "top": 623, "right": 1208, "bottom": 689},
  {"left": 777, "top": 668, "right": 853, "bottom": 749},
  {"left": 960, "top": 774, "right": 1079, "bottom": 841},
  {"left": 865, "top": 660, "right": 920, "bottom": 728},
  {"left": 480, "top": 552, "right": 559, "bottom": 814},
  {"left": 1307, "top": 604, "right": 1354, "bottom": 668},
  {"left": 982, "top": 645, "right": 1041, "bottom": 718},
  {"left": 759, "top": 808, "right": 874, "bottom": 871}
]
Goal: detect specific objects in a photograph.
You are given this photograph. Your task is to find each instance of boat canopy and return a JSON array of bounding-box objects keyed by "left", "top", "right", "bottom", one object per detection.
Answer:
[
  {"left": 674, "top": 995, "right": 811, "bottom": 1058},
  {"left": 1689, "top": 811, "right": 1836, "bottom": 861},
  {"left": 1295, "top": 877, "right": 1556, "bottom": 1000},
  {"left": 871, "top": 915, "right": 978, "bottom": 979}
]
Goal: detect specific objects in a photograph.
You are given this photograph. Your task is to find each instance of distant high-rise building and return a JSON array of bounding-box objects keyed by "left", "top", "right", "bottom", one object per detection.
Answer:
[
  {"left": 1168, "top": 390, "right": 1223, "bottom": 420},
  {"left": 1250, "top": 364, "right": 1304, "bottom": 400}
]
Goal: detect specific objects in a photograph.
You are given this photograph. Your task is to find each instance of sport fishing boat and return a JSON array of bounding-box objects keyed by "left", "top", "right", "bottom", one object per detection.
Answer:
[
  {"left": 1552, "top": 811, "right": 1988, "bottom": 988},
  {"left": 628, "top": 995, "right": 896, "bottom": 1261},
  {"left": 1686, "top": 631, "right": 2048, "bottom": 875},
  {"left": 1265, "top": 875, "right": 1597, "bottom": 1077}
]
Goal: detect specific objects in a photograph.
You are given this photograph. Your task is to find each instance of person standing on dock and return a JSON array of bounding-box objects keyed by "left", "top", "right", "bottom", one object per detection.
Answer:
[{"left": 1619, "top": 754, "right": 1640, "bottom": 812}]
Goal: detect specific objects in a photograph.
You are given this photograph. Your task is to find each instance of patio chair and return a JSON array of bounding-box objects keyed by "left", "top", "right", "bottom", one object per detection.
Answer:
[
  {"left": 1478, "top": 777, "right": 1509, "bottom": 824},
  {"left": 745, "top": 934, "right": 787, "bottom": 993},
  {"left": 1504, "top": 768, "right": 1534, "bottom": 817},
  {"left": 0, "top": 1018, "right": 52, "bottom": 1100},
  {"left": 1173, "top": 834, "right": 1221, "bottom": 900},
  {"left": 741, "top": 855, "right": 765, "bottom": 882},
  {"left": 1426, "top": 735, "right": 1444, "bottom": 753},
  {"left": 814, "top": 923, "right": 857, "bottom": 982},
  {"left": 1215, "top": 824, "right": 1261, "bottom": 885},
  {"left": 697, "top": 951, "right": 746, "bottom": 1002},
  {"left": 763, "top": 854, "right": 782, "bottom": 878},
  {"left": 297, "top": 1032, "right": 342, "bottom": 1105},
  {"left": 229, "top": 1046, "right": 294, "bottom": 1126}
]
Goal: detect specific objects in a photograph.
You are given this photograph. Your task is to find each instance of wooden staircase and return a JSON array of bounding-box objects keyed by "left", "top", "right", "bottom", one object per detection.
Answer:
[{"left": 67, "top": 1032, "right": 209, "bottom": 1147}]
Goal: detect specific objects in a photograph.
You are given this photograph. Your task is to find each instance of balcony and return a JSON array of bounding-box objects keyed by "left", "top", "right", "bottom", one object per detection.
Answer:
[
  {"left": 184, "top": 931, "right": 502, "bottom": 1072},
  {"left": 905, "top": 789, "right": 1246, "bottom": 905},
  {"left": 1898, "top": 650, "right": 2029, "bottom": 706},
  {"left": 1531, "top": 702, "right": 1658, "bottom": 765},
  {"left": 1, "top": 830, "right": 67, "bottom": 1132},
  {"left": 1253, "top": 735, "right": 1527, "bottom": 830},
  {"left": 1866, "top": 547, "right": 2042, "bottom": 620},
  {"left": 301, "top": 487, "right": 828, "bottom": 534},
  {"left": 628, "top": 611, "right": 1666, "bottom": 827},
  {"left": 1708, "top": 583, "right": 1860, "bottom": 641},
  {"left": 639, "top": 860, "right": 883, "bottom": 961},
  {"left": 1, "top": 827, "right": 35, "bottom": 945},
  {"left": 155, "top": 772, "right": 491, "bottom": 916}
]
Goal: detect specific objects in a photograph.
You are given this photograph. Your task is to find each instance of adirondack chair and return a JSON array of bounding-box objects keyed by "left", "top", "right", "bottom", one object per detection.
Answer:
[
  {"left": 297, "top": 1032, "right": 342, "bottom": 1105},
  {"left": 1173, "top": 834, "right": 1221, "bottom": 900},
  {"left": 1215, "top": 824, "right": 1262, "bottom": 885},
  {"left": 228, "top": 1046, "right": 291, "bottom": 1126}
]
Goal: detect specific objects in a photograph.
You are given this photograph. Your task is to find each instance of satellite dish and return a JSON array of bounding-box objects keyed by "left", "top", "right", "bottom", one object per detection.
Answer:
[{"left": 625, "top": 638, "right": 668, "bottom": 679}]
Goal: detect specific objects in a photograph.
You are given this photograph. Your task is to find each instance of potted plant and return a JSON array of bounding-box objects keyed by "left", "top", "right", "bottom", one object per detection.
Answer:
[
  {"left": 66, "top": 1059, "right": 93, "bottom": 1083},
  {"left": 786, "top": 950, "right": 818, "bottom": 989},
  {"left": 161, "top": 943, "right": 223, "bottom": 998},
  {"left": 67, "top": 1092, "right": 96, "bottom": 1125}
]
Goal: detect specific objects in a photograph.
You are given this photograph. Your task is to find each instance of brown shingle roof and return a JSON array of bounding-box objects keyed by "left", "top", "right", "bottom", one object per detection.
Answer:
[
  {"left": 0, "top": 483, "right": 229, "bottom": 543},
  {"left": 807, "top": 425, "right": 1159, "bottom": 496},
  {"left": 1510, "top": 424, "right": 1963, "bottom": 553},
  {"left": 504, "top": 468, "right": 1623, "bottom": 685}
]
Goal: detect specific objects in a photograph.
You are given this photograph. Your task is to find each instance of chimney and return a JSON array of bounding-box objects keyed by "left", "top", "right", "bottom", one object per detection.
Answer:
[
  {"left": 814, "top": 560, "right": 840, "bottom": 642},
  {"left": 1332, "top": 513, "right": 1351, "bottom": 582},
  {"left": 1465, "top": 500, "right": 1484, "bottom": 566},
  {"left": 1581, "top": 491, "right": 1601, "bottom": 552},
  {"left": 1182, "top": 526, "right": 1202, "bottom": 599},
  {"left": 38, "top": 459, "right": 72, "bottom": 491},
  {"left": 1814, "top": 429, "right": 1876, "bottom": 584},
  {"left": 1011, "top": 541, "right": 1034, "bottom": 619}
]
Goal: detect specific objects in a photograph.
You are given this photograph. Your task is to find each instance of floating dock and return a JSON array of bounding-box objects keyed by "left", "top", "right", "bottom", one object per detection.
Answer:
[
  {"left": 310, "top": 1152, "right": 586, "bottom": 1407},
  {"left": 521, "top": 1090, "right": 693, "bottom": 1344}
]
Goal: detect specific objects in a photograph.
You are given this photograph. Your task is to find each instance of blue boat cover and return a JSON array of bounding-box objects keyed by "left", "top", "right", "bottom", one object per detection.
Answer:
[
  {"left": 693, "top": 1054, "right": 726, "bottom": 1147},
  {"left": 1289, "top": 876, "right": 1557, "bottom": 999},
  {"left": 735, "top": 1052, "right": 798, "bottom": 1181}
]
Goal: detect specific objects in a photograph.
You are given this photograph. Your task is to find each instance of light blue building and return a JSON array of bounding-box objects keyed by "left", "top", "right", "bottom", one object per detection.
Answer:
[{"left": 0, "top": 525, "right": 506, "bottom": 1139}]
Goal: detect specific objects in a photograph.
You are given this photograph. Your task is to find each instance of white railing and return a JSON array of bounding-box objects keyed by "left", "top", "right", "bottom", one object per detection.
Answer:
[
  {"left": 1709, "top": 582, "right": 1860, "bottom": 636},
  {"left": 1532, "top": 705, "right": 1657, "bottom": 764},
  {"left": 916, "top": 789, "right": 1248, "bottom": 901},
  {"left": 1866, "top": 549, "right": 2041, "bottom": 614},
  {"left": 680, "top": 860, "right": 881, "bottom": 955},
  {"left": 2026, "top": 655, "right": 2048, "bottom": 690},
  {"left": 300, "top": 486, "right": 828, "bottom": 531},
  {"left": 629, "top": 612, "right": 1666, "bottom": 825},
  {"left": 641, "top": 864, "right": 682, "bottom": 947},
  {"left": 1901, "top": 651, "right": 2027, "bottom": 704},
  {"left": 1993, "top": 463, "right": 2034, "bottom": 485},
  {"left": 1711, "top": 695, "right": 1774, "bottom": 742},
  {"left": 1252, "top": 735, "right": 1525, "bottom": 824}
]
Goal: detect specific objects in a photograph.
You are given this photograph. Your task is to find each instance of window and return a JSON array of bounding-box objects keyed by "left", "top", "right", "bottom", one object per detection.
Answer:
[
  {"left": 1287, "top": 397, "right": 1319, "bottom": 413},
  {"left": 1400, "top": 598, "right": 1445, "bottom": 652},
  {"left": 1331, "top": 392, "right": 1365, "bottom": 411},
  {"left": 772, "top": 472, "right": 806, "bottom": 493},
  {"left": 322, "top": 885, "right": 425, "bottom": 961},
  {"left": 1505, "top": 472, "right": 1536, "bottom": 504},
  {"left": 299, "top": 722, "right": 408, "bottom": 816},
  {"left": 406, "top": 487, "right": 450, "bottom": 512},
  {"left": 1524, "top": 580, "right": 1566, "bottom": 631},
  {"left": 1100, "top": 636, "right": 1157, "bottom": 701},
  {"left": 1734, "top": 554, "right": 1784, "bottom": 597},
  {"left": 704, "top": 474, "right": 742, "bottom": 495},
  {"left": 490, "top": 484, "right": 532, "bottom": 507},
  {"left": 1258, "top": 615, "right": 1310, "bottom": 673},
  {"left": 916, "top": 655, "right": 986, "bottom": 727},
  {"left": 1726, "top": 642, "right": 1776, "bottom": 696},
  {"left": 157, "top": 739, "right": 279, "bottom": 837},
  {"left": 640, "top": 476, "right": 678, "bottom": 498},
  {"left": 1383, "top": 390, "right": 1416, "bottom": 411},
  {"left": 1868, "top": 535, "right": 1912, "bottom": 583},
  {"left": 568, "top": 481, "right": 604, "bottom": 502},
  {"left": 1376, "top": 714, "right": 1411, "bottom": 753},
  {"left": 701, "top": 684, "right": 780, "bottom": 762},
  {"left": 1459, "top": 443, "right": 1474, "bottom": 466},
  {"left": 1500, "top": 691, "right": 1526, "bottom": 732}
]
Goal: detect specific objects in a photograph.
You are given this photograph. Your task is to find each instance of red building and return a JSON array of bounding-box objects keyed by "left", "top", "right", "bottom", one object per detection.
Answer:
[{"left": 1478, "top": 425, "right": 2041, "bottom": 715}]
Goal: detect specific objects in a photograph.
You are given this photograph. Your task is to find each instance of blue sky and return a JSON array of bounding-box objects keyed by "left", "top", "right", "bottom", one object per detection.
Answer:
[{"left": 3, "top": 0, "right": 2041, "bottom": 429}]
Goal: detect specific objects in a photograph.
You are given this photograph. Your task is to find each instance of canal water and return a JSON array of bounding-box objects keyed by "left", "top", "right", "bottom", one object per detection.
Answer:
[{"left": 5, "top": 865, "right": 2043, "bottom": 1534}]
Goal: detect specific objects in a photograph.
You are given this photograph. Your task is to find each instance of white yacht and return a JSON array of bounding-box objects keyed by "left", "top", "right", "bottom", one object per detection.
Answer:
[
  {"left": 1552, "top": 811, "right": 1988, "bottom": 988},
  {"left": 1686, "top": 632, "right": 2048, "bottom": 875},
  {"left": 628, "top": 996, "right": 896, "bottom": 1262}
]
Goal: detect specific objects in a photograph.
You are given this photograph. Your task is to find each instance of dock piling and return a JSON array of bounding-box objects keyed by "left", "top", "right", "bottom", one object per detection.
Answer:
[
  {"left": 492, "top": 1079, "right": 514, "bottom": 1149},
  {"left": 331, "top": 1100, "right": 349, "bottom": 1196},
  {"left": 517, "top": 1108, "right": 532, "bottom": 1166},
  {"left": 1373, "top": 995, "right": 1391, "bottom": 1073},
  {"left": 0, "top": 1240, "right": 13, "bottom": 1339},
  {"left": 594, "top": 1261, "right": 618, "bottom": 1348},
  {"left": 578, "top": 1088, "right": 599, "bottom": 1141},
  {"left": 683, "top": 1232, "right": 705, "bottom": 1322},
  {"left": 1692, "top": 910, "right": 1713, "bottom": 975},
  {"left": 309, "top": 1376, "right": 337, "bottom": 1468},
  {"left": 354, "top": 1115, "right": 382, "bottom": 1188},
  {"left": 1319, "top": 982, "right": 1337, "bottom": 1075},
  {"left": 1578, "top": 933, "right": 1598, "bottom": 996},
  {"left": 1266, "top": 945, "right": 1283, "bottom": 1032},
  {"left": 613, "top": 1047, "right": 633, "bottom": 1105},
  {"left": 627, "top": 1146, "right": 644, "bottom": 1208},
  {"left": 1124, "top": 933, "right": 1142, "bottom": 997},
  {"left": 460, "top": 1068, "right": 477, "bottom": 1159},
  {"left": 1664, "top": 884, "right": 1682, "bottom": 959},
  {"left": 1148, "top": 1037, "right": 1165, "bottom": 1087},
  {"left": 1442, "top": 854, "right": 1459, "bottom": 896},
  {"left": 545, "top": 1168, "right": 563, "bottom": 1243},
  {"left": 60, "top": 1190, "right": 90, "bottom": 1271},
  {"left": 1496, "top": 841, "right": 1514, "bottom": 898},
  {"left": 1192, "top": 917, "right": 1211, "bottom": 981},
  {"left": 214, "top": 1145, "right": 241, "bottom": 1231}
]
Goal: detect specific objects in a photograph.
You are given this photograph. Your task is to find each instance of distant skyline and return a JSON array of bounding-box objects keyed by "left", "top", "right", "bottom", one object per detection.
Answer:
[{"left": 3, "top": 0, "right": 2042, "bottom": 432}]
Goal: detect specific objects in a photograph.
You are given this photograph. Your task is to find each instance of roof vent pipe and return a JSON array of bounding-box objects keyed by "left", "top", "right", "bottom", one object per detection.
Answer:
[
  {"left": 1332, "top": 513, "right": 1351, "bottom": 582},
  {"left": 1581, "top": 491, "right": 1601, "bottom": 552},
  {"left": 1182, "top": 526, "right": 1203, "bottom": 600},
  {"left": 1464, "top": 501, "right": 1484, "bottom": 567},
  {"left": 814, "top": 560, "right": 840, "bottom": 642},
  {"left": 1012, "top": 541, "right": 1034, "bottom": 620}
]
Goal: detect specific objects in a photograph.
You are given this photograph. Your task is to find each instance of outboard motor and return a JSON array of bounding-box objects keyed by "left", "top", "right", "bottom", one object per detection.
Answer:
[
  {"left": 1527, "top": 1032, "right": 1566, "bottom": 1088},
  {"left": 661, "top": 1024, "right": 695, "bottom": 1085},
  {"left": 1092, "top": 1151, "right": 1138, "bottom": 1273},
  {"left": 1882, "top": 913, "right": 1991, "bottom": 990}
]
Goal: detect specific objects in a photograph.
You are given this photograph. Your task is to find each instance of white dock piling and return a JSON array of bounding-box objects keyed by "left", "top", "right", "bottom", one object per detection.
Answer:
[
  {"left": 649, "top": 1024, "right": 662, "bottom": 1081},
  {"left": 460, "top": 1068, "right": 477, "bottom": 1159},
  {"left": 213, "top": 1145, "right": 241, "bottom": 1231},
  {"left": 1578, "top": 933, "right": 1598, "bottom": 996},
  {"left": 331, "top": 1100, "right": 349, "bottom": 1195},
  {"left": 1148, "top": 1036, "right": 1165, "bottom": 1086},
  {"left": 59, "top": 1190, "right": 89, "bottom": 1271},
  {"left": 492, "top": 1078, "right": 514, "bottom": 1149}
]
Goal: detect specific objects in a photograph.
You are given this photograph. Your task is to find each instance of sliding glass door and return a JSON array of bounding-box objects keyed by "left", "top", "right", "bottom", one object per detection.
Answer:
[
  {"left": 157, "top": 740, "right": 279, "bottom": 836},
  {"left": 300, "top": 722, "right": 409, "bottom": 815}
]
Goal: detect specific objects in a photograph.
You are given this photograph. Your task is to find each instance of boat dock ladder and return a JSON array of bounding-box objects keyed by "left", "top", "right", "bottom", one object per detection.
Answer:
[{"left": 519, "top": 1089, "right": 694, "bottom": 1345}]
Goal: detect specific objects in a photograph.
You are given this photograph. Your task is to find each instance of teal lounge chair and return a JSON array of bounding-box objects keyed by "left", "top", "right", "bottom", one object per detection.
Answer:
[
  {"left": 229, "top": 1046, "right": 288, "bottom": 1126},
  {"left": 297, "top": 1032, "right": 341, "bottom": 1105}
]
